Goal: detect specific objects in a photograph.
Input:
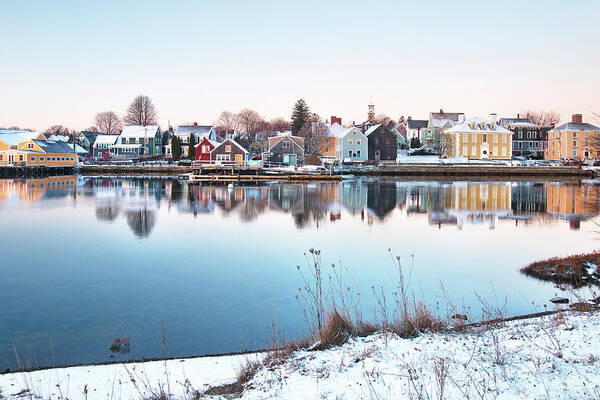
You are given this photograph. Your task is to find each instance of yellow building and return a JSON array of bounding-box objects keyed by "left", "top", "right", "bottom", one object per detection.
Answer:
[
  {"left": 443, "top": 117, "right": 512, "bottom": 160},
  {"left": 0, "top": 130, "right": 77, "bottom": 168},
  {"left": 445, "top": 182, "right": 512, "bottom": 228},
  {"left": 547, "top": 114, "right": 600, "bottom": 161}
]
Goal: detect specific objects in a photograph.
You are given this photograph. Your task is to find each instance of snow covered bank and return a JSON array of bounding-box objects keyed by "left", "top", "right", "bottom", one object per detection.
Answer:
[{"left": 1, "top": 311, "right": 599, "bottom": 399}]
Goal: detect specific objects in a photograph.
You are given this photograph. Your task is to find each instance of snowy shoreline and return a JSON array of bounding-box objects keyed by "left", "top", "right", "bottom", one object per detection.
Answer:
[{"left": 1, "top": 310, "right": 599, "bottom": 399}]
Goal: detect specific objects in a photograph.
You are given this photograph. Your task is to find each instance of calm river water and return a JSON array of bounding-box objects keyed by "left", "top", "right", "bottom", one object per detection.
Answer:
[{"left": 0, "top": 176, "right": 598, "bottom": 369}]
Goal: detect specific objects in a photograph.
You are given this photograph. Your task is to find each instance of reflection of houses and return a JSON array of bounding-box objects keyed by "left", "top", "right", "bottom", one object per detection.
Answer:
[
  {"left": 0, "top": 176, "right": 77, "bottom": 203},
  {"left": 511, "top": 183, "right": 546, "bottom": 216},
  {"left": 340, "top": 180, "right": 367, "bottom": 215},
  {"left": 366, "top": 181, "right": 397, "bottom": 220},
  {"left": 546, "top": 183, "right": 600, "bottom": 230},
  {"left": 445, "top": 183, "right": 512, "bottom": 228}
]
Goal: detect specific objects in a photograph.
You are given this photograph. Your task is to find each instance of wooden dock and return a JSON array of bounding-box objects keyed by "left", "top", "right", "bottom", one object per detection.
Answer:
[{"left": 180, "top": 174, "right": 342, "bottom": 183}]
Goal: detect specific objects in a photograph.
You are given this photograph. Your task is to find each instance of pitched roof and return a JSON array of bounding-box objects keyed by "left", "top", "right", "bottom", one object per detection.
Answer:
[
  {"left": 364, "top": 124, "right": 382, "bottom": 136},
  {"left": 429, "top": 112, "right": 464, "bottom": 128},
  {"left": 120, "top": 125, "right": 160, "bottom": 138},
  {"left": 550, "top": 122, "right": 600, "bottom": 132},
  {"left": 174, "top": 125, "right": 215, "bottom": 137},
  {"left": 195, "top": 138, "right": 220, "bottom": 148},
  {"left": 48, "top": 134, "right": 70, "bottom": 142},
  {"left": 268, "top": 134, "right": 305, "bottom": 149},
  {"left": 32, "top": 139, "right": 77, "bottom": 153},
  {"left": 94, "top": 135, "right": 119, "bottom": 145},
  {"left": 0, "top": 131, "right": 46, "bottom": 146},
  {"left": 445, "top": 117, "right": 512, "bottom": 134},
  {"left": 213, "top": 139, "right": 248, "bottom": 154},
  {"left": 80, "top": 131, "right": 101, "bottom": 143},
  {"left": 328, "top": 122, "right": 348, "bottom": 138},
  {"left": 406, "top": 120, "right": 428, "bottom": 130}
]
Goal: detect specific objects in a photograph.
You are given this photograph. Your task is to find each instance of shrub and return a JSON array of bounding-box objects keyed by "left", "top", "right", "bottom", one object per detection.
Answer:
[{"left": 319, "top": 309, "right": 354, "bottom": 348}]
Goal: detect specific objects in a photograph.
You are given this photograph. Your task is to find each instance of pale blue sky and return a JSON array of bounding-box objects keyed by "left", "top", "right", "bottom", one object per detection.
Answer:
[{"left": 1, "top": 0, "right": 599, "bottom": 130}]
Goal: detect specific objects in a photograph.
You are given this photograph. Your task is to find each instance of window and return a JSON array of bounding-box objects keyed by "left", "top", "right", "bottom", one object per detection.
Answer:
[
  {"left": 462, "top": 146, "right": 467, "bottom": 155},
  {"left": 19, "top": 155, "right": 24, "bottom": 161},
  {"left": 216, "top": 154, "right": 230, "bottom": 161},
  {"left": 502, "top": 135, "right": 507, "bottom": 143},
  {"left": 483, "top": 134, "right": 487, "bottom": 143},
  {"left": 518, "top": 131, "right": 523, "bottom": 139},
  {"left": 27, "top": 143, "right": 33, "bottom": 149},
  {"left": 282, "top": 141, "right": 290, "bottom": 149},
  {"left": 0, "top": 155, "right": 3, "bottom": 160},
  {"left": 472, "top": 133, "right": 476, "bottom": 142},
  {"left": 357, "top": 140, "right": 361, "bottom": 145},
  {"left": 502, "top": 147, "right": 507, "bottom": 156},
  {"left": 573, "top": 150, "right": 577, "bottom": 157},
  {"left": 31, "top": 156, "right": 36, "bottom": 161},
  {"left": 462, "top": 134, "right": 468, "bottom": 142},
  {"left": 573, "top": 140, "right": 577, "bottom": 147},
  {"left": 225, "top": 144, "right": 232, "bottom": 152},
  {"left": 348, "top": 150, "right": 352, "bottom": 157},
  {"left": 471, "top": 146, "right": 477, "bottom": 156},
  {"left": 493, "top": 146, "right": 498, "bottom": 155},
  {"left": 357, "top": 150, "right": 361, "bottom": 157},
  {"left": 348, "top": 140, "right": 353, "bottom": 145}
]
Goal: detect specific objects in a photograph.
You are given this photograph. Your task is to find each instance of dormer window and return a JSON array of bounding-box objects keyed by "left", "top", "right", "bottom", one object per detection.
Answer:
[
  {"left": 488, "top": 124, "right": 495, "bottom": 130},
  {"left": 469, "top": 123, "right": 476, "bottom": 130}
]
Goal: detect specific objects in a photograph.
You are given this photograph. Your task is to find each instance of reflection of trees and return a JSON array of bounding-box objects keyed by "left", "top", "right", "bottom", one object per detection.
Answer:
[
  {"left": 95, "top": 204, "right": 121, "bottom": 222},
  {"left": 126, "top": 208, "right": 156, "bottom": 238},
  {"left": 171, "top": 180, "right": 183, "bottom": 202}
]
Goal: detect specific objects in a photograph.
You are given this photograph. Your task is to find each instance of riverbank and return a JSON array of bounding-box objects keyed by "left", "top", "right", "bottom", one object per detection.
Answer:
[
  {"left": 78, "top": 164, "right": 594, "bottom": 179},
  {"left": 1, "top": 310, "right": 599, "bottom": 399},
  {"left": 522, "top": 251, "right": 600, "bottom": 288}
]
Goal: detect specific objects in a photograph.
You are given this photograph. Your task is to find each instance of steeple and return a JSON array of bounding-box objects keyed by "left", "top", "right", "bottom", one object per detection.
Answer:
[{"left": 367, "top": 101, "right": 375, "bottom": 124}]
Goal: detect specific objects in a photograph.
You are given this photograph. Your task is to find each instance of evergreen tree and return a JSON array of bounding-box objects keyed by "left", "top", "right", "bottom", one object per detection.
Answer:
[
  {"left": 410, "top": 137, "right": 421, "bottom": 149},
  {"left": 291, "top": 99, "right": 311, "bottom": 134},
  {"left": 188, "top": 134, "right": 195, "bottom": 160},
  {"left": 171, "top": 136, "right": 181, "bottom": 160}
]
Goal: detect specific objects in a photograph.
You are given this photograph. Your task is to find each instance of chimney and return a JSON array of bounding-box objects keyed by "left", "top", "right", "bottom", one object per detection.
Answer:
[
  {"left": 408, "top": 116, "right": 412, "bottom": 120},
  {"left": 439, "top": 109, "right": 443, "bottom": 115},
  {"left": 458, "top": 114, "right": 465, "bottom": 124},
  {"left": 362, "top": 122, "right": 365, "bottom": 134},
  {"left": 193, "top": 122, "right": 198, "bottom": 126},
  {"left": 572, "top": 114, "right": 582, "bottom": 125},
  {"left": 517, "top": 113, "right": 520, "bottom": 119},
  {"left": 489, "top": 113, "right": 497, "bottom": 123},
  {"left": 331, "top": 116, "right": 342, "bottom": 125}
]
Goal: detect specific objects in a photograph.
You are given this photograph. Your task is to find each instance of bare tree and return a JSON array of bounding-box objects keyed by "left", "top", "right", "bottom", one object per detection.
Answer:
[
  {"left": 214, "top": 111, "right": 243, "bottom": 134},
  {"left": 45, "top": 125, "right": 73, "bottom": 135},
  {"left": 269, "top": 117, "right": 291, "bottom": 133},
  {"left": 374, "top": 114, "right": 395, "bottom": 127},
  {"left": 522, "top": 110, "right": 560, "bottom": 127},
  {"left": 94, "top": 111, "right": 123, "bottom": 135},
  {"left": 300, "top": 113, "right": 329, "bottom": 154},
  {"left": 237, "top": 108, "right": 265, "bottom": 143},
  {"left": 124, "top": 95, "right": 158, "bottom": 126}
]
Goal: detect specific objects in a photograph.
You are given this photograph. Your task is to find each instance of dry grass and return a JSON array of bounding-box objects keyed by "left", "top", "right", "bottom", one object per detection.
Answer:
[
  {"left": 521, "top": 251, "right": 600, "bottom": 288},
  {"left": 319, "top": 309, "right": 354, "bottom": 349},
  {"left": 392, "top": 301, "right": 445, "bottom": 338}
]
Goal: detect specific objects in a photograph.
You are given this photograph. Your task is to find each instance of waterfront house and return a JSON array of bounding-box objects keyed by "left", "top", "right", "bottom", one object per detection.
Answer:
[
  {"left": 406, "top": 118, "right": 428, "bottom": 145},
  {"left": 112, "top": 125, "right": 162, "bottom": 159},
  {"left": 266, "top": 133, "right": 305, "bottom": 166},
  {"left": 320, "top": 122, "right": 346, "bottom": 160},
  {"left": 443, "top": 116, "right": 512, "bottom": 160},
  {"left": 332, "top": 127, "right": 367, "bottom": 163},
  {"left": 93, "top": 135, "right": 119, "bottom": 158},
  {"left": 547, "top": 114, "right": 600, "bottom": 162},
  {"left": 165, "top": 124, "right": 219, "bottom": 158},
  {"left": 194, "top": 137, "right": 220, "bottom": 164},
  {"left": 0, "top": 130, "right": 77, "bottom": 168},
  {"left": 427, "top": 110, "right": 465, "bottom": 152},
  {"left": 210, "top": 139, "right": 248, "bottom": 165},
  {"left": 78, "top": 131, "right": 101, "bottom": 150},
  {"left": 365, "top": 124, "right": 398, "bottom": 162},
  {"left": 499, "top": 116, "right": 550, "bottom": 159}
]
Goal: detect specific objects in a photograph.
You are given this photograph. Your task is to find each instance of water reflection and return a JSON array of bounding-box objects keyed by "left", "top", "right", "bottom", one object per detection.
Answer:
[{"left": 0, "top": 177, "right": 599, "bottom": 236}]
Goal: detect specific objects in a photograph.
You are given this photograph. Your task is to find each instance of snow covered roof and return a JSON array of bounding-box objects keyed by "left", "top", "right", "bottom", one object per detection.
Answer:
[
  {"left": 498, "top": 117, "right": 532, "bottom": 127},
  {"left": 550, "top": 122, "right": 600, "bottom": 133},
  {"left": 406, "top": 120, "right": 428, "bottom": 130},
  {"left": 174, "top": 125, "right": 214, "bottom": 138},
  {"left": 195, "top": 139, "right": 220, "bottom": 148},
  {"left": 94, "top": 135, "right": 119, "bottom": 146},
  {"left": 430, "top": 112, "right": 464, "bottom": 128},
  {"left": 32, "top": 140, "right": 77, "bottom": 154},
  {"left": 119, "top": 125, "right": 160, "bottom": 138},
  {"left": 213, "top": 139, "right": 248, "bottom": 154},
  {"left": 0, "top": 131, "right": 46, "bottom": 146},
  {"left": 80, "top": 131, "right": 101, "bottom": 143},
  {"left": 445, "top": 117, "right": 512, "bottom": 134},
  {"left": 328, "top": 122, "right": 348, "bottom": 138},
  {"left": 507, "top": 121, "right": 540, "bottom": 128},
  {"left": 364, "top": 124, "right": 382, "bottom": 137},
  {"left": 48, "top": 134, "right": 70, "bottom": 142},
  {"left": 269, "top": 134, "right": 304, "bottom": 149}
]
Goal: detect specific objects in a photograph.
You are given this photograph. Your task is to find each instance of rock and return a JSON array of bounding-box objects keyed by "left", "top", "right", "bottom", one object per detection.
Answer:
[
  {"left": 451, "top": 314, "right": 468, "bottom": 321},
  {"left": 550, "top": 297, "right": 569, "bottom": 304},
  {"left": 563, "top": 325, "right": 575, "bottom": 331}
]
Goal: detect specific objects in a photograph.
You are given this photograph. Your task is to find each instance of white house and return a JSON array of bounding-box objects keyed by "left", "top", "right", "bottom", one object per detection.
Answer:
[
  {"left": 333, "top": 127, "right": 368, "bottom": 162},
  {"left": 93, "top": 135, "right": 119, "bottom": 157},
  {"left": 165, "top": 124, "right": 219, "bottom": 158}
]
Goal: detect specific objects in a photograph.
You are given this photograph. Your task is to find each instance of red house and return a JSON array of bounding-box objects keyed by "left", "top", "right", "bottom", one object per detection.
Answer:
[{"left": 194, "top": 138, "right": 219, "bottom": 164}]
